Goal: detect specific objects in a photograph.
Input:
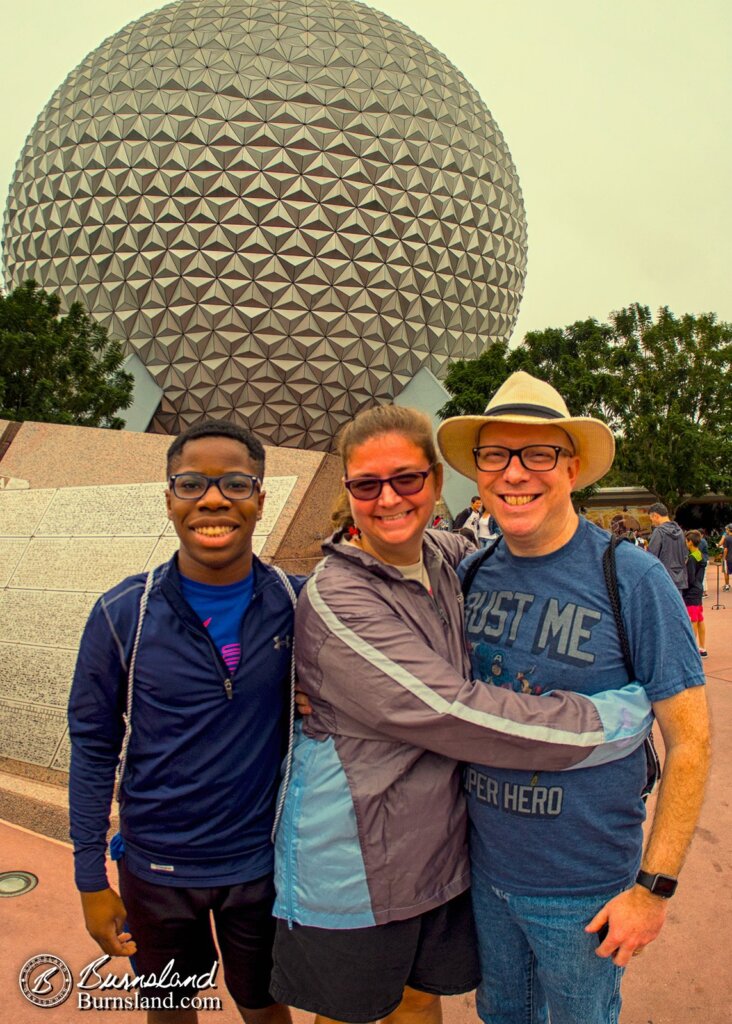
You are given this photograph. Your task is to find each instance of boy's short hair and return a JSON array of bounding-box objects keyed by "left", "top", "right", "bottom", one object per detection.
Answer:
[
  {"left": 686, "top": 530, "right": 701, "bottom": 547},
  {"left": 166, "top": 420, "right": 266, "bottom": 477}
]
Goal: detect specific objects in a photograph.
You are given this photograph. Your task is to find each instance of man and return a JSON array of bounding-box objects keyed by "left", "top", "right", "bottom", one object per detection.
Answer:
[
  {"left": 452, "top": 494, "right": 481, "bottom": 531},
  {"left": 647, "top": 501, "right": 689, "bottom": 592},
  {"left": 722, "top": 523, "right": 732, "bottom": 591},
  {"left": 69, "top": 421, "right": 301, "bottom": 1024},
  {"left": 438, "top": 371, "right": 710, "bottom": 1024}
]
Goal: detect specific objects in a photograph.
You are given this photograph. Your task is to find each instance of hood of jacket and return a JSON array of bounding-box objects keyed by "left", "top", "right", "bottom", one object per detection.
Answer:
[{"left": 655, "top": 520, "right": 684, "bottom": 539}]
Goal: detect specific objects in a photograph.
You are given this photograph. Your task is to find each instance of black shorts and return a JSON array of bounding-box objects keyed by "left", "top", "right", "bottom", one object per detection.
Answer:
[
  {"left": 270, "top": 889, "right": 480, "bottom": 1022},
  {"left": 118, "top": 859, "right": 277, "bottom": 1009}
]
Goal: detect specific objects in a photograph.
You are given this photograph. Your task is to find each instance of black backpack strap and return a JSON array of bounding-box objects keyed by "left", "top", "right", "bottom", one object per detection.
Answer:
[
  {"left": 602, "top": 534, "right": 661, "bottom": 800},
  {"left": 602, "top": 535, "right": 634, "bottom": 676},
  {"left": 461, "top": 537, "right": 502, "bottom": 599}
]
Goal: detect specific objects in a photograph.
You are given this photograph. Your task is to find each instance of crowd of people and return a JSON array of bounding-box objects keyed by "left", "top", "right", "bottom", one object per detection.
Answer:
[{"left": 68, "top": 372, "right": 712, "bottom": 1024}]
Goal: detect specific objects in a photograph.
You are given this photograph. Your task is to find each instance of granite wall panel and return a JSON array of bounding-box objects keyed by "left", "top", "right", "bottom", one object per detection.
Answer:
[
  {"left": 0, "top": 644, "right": 77, "bottom": 707},
  {"left": 37, "top": 483, "right": 168, "bottom": 536},
  {"left": 10, "top": 537, "right": 157, "bottom": 592},
  {"left": 0, "top": 591, "right": 98, "bottom": 648},
  {"left": 51, "top": 730, "right": 70, "bottom": 772},
  {"left": 0, "top": 538, "right": 30, "bottom": 588},
  {"left": 0, "top": 701, "right": 67, "bottom": 767},
  {"left": 0, "top": 489, "right": 56, "bottom": 535}
]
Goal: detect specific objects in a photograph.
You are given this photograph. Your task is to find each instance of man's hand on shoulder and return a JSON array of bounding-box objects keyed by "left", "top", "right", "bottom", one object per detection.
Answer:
[
  {"left": 80, "top": 887, "right": 137, "bottom": 957},
  {"left": 586, "top": 885, "right": 667, "bottom": 967}
]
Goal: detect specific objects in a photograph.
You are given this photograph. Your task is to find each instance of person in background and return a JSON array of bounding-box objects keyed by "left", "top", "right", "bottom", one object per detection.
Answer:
[
  {"left": 721, "top": 523, "right": 732, "bottom": 591},
  {"left": 647, "top": 502, "right": 689, "bottom": 593},
  {"left": 698, "top": 528, "right": 709, "bottom": 596},
  {"left": 683, "top": 530, "right": 707, "bottom": 657},
  {"left": 452, "top": 494, "right": 481, "bottom": 531},
  {"left": 476, "top": 504, "right": 501, "bottom": 548}
]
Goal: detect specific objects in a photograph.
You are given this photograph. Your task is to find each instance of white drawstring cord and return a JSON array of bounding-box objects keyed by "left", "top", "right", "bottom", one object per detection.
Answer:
[{"left": 115, "top": 568, "right": 155, "bottom": 802}]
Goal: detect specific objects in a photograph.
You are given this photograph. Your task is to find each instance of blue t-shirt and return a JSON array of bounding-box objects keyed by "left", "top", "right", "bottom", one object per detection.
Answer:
[
  {"left": 180, "top": 572, "right": 254, "bottom": 672},
  {"left": 461, "top": 517, "right": 705, "bottom": 897}
]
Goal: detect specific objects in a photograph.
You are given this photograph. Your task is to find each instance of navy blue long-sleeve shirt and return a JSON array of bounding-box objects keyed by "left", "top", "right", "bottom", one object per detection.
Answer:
[{"left": 68, "top": 555, "right": 302, "bottom": 891}]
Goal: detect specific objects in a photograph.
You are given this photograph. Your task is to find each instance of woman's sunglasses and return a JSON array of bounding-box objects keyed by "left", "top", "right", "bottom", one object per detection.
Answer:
[{"left": 344, "top": 465, "right": 435, "bottom": 502}]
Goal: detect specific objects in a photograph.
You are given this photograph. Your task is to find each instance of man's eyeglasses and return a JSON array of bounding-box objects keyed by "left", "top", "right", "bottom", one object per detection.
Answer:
[
  {"left": 168, "top": 472, "right": 261, "bottom": 501},
  {"left": 344, "top": 466, "right": 435, "bottom": 501},
  {"left": 472, "top": 445, "right": 574, "bottom": 473}
]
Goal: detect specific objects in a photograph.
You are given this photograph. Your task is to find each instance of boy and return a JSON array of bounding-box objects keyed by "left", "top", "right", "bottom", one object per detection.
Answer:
[
  {"left": 69, "top": 421, "right": 300, "bottom": 1024},
  {"left": 683, "top": 530, "right": 707, "bottom": 657}
]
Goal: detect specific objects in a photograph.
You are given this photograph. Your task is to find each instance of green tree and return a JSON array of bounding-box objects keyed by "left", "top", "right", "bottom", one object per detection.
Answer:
[
  {"left": 438, "top": 318, "right": 618, "bottom": 424},
  {"left": 0, "top": 280, "right": 133, "bottom": 428},
  {"left": 438, "top": 305, "right": 732, "bottom": 514},
  {"left": 607, "top": 304, "right": 732, "bottom": 515},
  {"left": 437, "top": 338, "right": 513, "bottom": 417}
]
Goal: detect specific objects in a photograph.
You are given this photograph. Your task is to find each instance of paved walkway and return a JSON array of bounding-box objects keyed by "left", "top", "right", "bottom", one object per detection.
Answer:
[{"left": 2, "top": 591, "right": 731, "bottom": 1022}]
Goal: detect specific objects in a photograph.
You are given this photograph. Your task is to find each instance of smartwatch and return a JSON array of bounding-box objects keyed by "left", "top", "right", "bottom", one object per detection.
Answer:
[{"left": 635, "top": 870, "right": 678, "bottom": 899}]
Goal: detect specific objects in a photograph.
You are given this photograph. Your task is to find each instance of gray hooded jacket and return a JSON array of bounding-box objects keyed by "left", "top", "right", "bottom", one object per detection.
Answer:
[{"left": 648, "top": 520, "right": 688, "bottom": 590}]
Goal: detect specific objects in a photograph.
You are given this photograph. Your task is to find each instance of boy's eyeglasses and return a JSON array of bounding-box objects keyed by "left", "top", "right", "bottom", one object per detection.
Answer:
[
  {"left": 344, "top": 466, "right": 435, "bottom": 501},
  {"left": 169, "top": 472, "right": 261, "bottom": 501},
  {"left": 472, "top": 445, "right": 574, "bottom": 473}
]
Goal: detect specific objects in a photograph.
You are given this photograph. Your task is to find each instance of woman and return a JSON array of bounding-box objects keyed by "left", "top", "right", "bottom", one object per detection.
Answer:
[
  {"left": 270, "top": 405, "right": 651, "bottom": 1024},
  {"left": 476, "top": 504, "right": 500, "bottom": 548}
]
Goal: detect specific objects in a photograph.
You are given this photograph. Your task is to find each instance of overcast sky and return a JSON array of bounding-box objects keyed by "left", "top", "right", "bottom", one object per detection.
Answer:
[{"left": 2, "top": 0, "right": 730, "bottom": 345}]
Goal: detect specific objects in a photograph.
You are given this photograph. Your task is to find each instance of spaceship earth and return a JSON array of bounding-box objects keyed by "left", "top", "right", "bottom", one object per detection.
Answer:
[{"left": 2, "top": 0, "right": 527, "bottom": 448}]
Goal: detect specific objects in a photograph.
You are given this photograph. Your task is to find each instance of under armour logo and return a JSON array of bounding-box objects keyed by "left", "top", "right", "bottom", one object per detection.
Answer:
[{"left": 273, "top": 635, "right": 291, "bottom": 650}]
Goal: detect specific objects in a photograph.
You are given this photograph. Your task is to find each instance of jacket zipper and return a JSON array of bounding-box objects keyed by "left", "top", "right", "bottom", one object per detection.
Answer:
[
  {"left": 282, "top": 774, "right": 301, "bottom": 928},
  {"left": 197, "top": 589, "right": 263, "bottom": 701}
]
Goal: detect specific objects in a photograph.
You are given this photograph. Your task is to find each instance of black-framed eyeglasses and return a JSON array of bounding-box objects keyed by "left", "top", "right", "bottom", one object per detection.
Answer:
[
  {"left": 168, "top": 472, "right": 261, "bottom": 501},
  {"left": 472, "top": 445, "right": 574, "bottom": 473},
  {"left": 344, "top": 465, "right": 435, "bottom": 501}
]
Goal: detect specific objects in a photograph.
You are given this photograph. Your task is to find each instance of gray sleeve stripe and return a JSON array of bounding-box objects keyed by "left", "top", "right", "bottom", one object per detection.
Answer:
[{"left": 306, "top": 573, "right": 605, "bottom": 748}]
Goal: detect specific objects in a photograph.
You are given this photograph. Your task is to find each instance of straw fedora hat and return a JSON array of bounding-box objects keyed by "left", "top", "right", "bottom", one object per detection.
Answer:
[{"left": 437, "top": 371, "right": 615, "bottom": 491}]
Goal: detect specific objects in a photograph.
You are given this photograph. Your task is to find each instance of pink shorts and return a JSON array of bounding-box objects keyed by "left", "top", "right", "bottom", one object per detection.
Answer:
[{"left": 687, "top": 605, "right": 704, "bottom": 623}]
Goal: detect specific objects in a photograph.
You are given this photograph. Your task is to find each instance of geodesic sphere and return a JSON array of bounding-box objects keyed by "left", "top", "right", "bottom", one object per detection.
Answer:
[{"left": 3, "top": 0, "right": 527, "bottom": 448}]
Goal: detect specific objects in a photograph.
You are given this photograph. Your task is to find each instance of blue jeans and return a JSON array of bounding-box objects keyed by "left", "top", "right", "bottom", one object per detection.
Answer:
[{"left": 471, "top": 871, "right": 624, "bottom": 1024}]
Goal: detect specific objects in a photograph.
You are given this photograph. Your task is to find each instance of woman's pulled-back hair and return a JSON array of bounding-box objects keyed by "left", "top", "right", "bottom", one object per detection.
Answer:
[
  {"left": 331, "top": 405, "right": 439, "bottom": 532},
  {"left": 330, "top": 487, "right": 355, "bottom": 533},
  {"left": 339, "top": 404, "right": 437, "bottom": 469}
]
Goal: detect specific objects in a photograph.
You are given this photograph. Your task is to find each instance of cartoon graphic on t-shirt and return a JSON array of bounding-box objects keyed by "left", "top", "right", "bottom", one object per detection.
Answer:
[
  {"left": 471, "top": 642, "right": 543, "bottom": 694},
  {"left": 515, "top": 668, "right": 543, "bottom": 695}
]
